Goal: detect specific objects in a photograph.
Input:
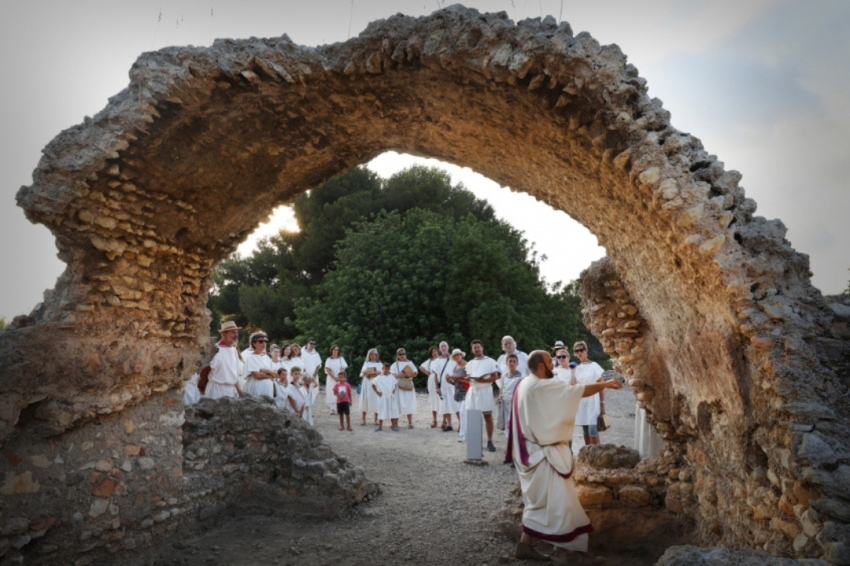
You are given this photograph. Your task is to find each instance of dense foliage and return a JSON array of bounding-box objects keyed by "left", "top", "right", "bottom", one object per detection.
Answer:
[{"left": 208, "top": 166, "right": 607, "bottom": 384}]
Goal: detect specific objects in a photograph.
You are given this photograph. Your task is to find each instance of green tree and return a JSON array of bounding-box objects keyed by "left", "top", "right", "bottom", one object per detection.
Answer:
[
  {"left": 209, "top": 165, "right": 500, "bottom": 342},
  {"left": 293, "top": 209, "right": 589, "bottom": 385},
  {"left": 0, "top": 316, "right": 7, "bottom": 331}
]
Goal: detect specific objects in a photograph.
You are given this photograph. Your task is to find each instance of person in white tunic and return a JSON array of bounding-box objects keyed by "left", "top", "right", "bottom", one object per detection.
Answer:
[
  {"left": 438, "top": 350, "right": 462, "bottom": 433},
  {"left": 496, "top": 336, "right": 529, "bottom": 433},
  {"left": 392, "top": 348, "right": 418, "bottom": 428},
  {"left": 288, "top": 344, "right": 304, "bottom": 377},
  {"left": 183, "top": 373, "right": 202, "bottom": 406},
  {"left": 280, "top": 344, "right": 293, "bottom": 370},
  {"left": 324, "top": 344, "right": 348, "bottom": 414},
  {"left": 373, "top": 362, "right": 399, "bottom": 431},
  {"left": 432, "top": 341, "right": 455, "bottom": 430},
  {"left": 571, "top": 341, "right": 606, "bottom": 446},
  {"left": 420, "top": 346, "right": 440, "bottom": 428},
  {"left": 495, "top": 353, "right": 523, "bottom": 442},
  {"left": 507, "top": 350, "right": 623, "bottom": 561},
  {"left": 242, "top": 332, "right": 277, "bottom": 398},
  {"left": 272, "top": 367, "right": 294, "bottom": 412},
  {"left": 204, "top": 321, "right": 244, "bottom": 399},
  {"left": 300, "top": 370, "right": 318, "bottom": 426},
  {"left": 285, "top": 368, "right": 306, "bottom": 418},
  {"left": 465, "top": 339, "right": 500, "bottom": 452},
  {"left": 301, "top": 337, "right": 323, "bottom": 383},
  {"left": 358, "top": 348, "right": 381, "bottom": 426},
  {"left": 269, "top": 345, "right": 284, "bottom": 372}
]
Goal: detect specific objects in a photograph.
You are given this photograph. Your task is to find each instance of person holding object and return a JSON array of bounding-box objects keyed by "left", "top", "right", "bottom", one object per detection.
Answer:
[
  {"left": 204, "top": 321, "right": 244, "bottom": 399},
  {"left": 420, "top": 346, "right": 441, "bottom": 428},
  {"left": 373, "top": 362, "right": 399, "bottom": 431},
  {"left": 358, "top": 348, "right": 382, "bottom": 426},
  {"left": 393, "top": 348, "right": 418, "bottom": 429},
  {"left": 496, "top": 353, "right": 523, "bottom": 443},
  {"left": 242, "top": 332, "right": 277, "bottom": 398},
  {"left": 507, "top": 350, "right": 623, "bottom": 561},
  {"left": 441, "top": 349, "right": 464, "bottom": 436},
  {"left": 465, "top": 339, "right": 500, "bottom": 452},
  {"left": 333, "top": 371, "right": 353, "bottom": 431},
  {"left": 324, "top": 344, "right": 348, "bottom": 415},
  {"left": 570, "top": 341, "right": 606, "bottom": 446}
]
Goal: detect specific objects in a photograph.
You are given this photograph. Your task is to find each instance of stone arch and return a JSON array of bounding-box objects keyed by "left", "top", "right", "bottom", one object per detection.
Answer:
[{"left": 2, "top": 5, "right": 848, "bottom": 562}]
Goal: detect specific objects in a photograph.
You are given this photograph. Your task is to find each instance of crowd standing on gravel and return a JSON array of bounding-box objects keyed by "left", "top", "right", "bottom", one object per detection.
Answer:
[{"left": 185, "top": 323, "right": 607, "bottom": 448}]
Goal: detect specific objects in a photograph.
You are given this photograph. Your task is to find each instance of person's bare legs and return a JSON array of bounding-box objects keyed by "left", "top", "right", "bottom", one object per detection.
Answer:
[
  {"left": 406, "top": 414, "right": 413, "bottom": 428},
  {"left": 361, "top": 411, "right": 367, "bottom": 426},
  {"left": 338, "top": 412, "right": 345, "bottom": 430},
  {"left": 484, "top": 413, "right": 494, "bottom": 441},
  {"left": 431, "top": 410, "right": 437, "bottom": 427},
  {"left": 444, "top": 414, "right": 452, "bottom": 428},
  {"left": 345, "top": 413, "right": 351, "bottom": 430}
]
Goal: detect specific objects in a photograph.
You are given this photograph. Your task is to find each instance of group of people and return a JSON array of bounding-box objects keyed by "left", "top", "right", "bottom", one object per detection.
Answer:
[
  {"left": 187, "top": 322, "right": 611, "bottom": 450},
  {"left": 186, "top": 321, "right": 626, "bottom": 561}
]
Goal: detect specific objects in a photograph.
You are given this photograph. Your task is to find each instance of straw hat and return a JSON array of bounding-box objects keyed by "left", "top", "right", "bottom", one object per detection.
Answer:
[
  {"left": 450, "top": 348, "right": 466, "bottom": 358},
  {"left": 552, "top": 340, "right": 565, "bottom": 350},
  {"left": 219, "top": 321, "right": 241, "bottom": 333}
]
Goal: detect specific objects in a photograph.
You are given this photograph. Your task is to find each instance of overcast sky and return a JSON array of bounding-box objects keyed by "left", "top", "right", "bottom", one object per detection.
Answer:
[{"left": 1, "top": 0, "right": 848, "bottom": 320}]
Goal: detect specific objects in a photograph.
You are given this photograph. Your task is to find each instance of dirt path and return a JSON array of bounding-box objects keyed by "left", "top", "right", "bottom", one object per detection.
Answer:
[{"left": 142, "top": 385, "right": 651, "bottom": 566}]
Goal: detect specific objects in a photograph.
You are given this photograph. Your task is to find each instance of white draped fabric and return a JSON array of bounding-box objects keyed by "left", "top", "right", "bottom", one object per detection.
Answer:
[
  {"left": 358, "top": 361, "right": 381, "bottom": 414},
  {"left": 324, "top": 357, "right": 348, "bottom": 407},
  {"left": 392, "top": 360, "right": 418, "bottom": 416},
  {"left": 373, "top": 373, "right": 399, "bottom": 421},
  {"left": 574, "top": 362, "right": 604, "bottom": 426},
  {"left": 421, "top": 358, "right": 441, "bottom": 412},
  {"left": 508, "top": 375, "right": 593, "bottom": 551},
  {"left": 205, "top": 344, "right": 242, "bottom": 400},
  {"left": 301, "top": 348, "right": 322, "bottom": 376},
  {"left": 435, "top": 359, "right": 459, "bottom": 415},
  {"left": 465, "top": 356, "right": 499, "bottom": 412},
  {"left": 183, "top": 373, "right": 202, "bottom": 406},
  {"left": 285, "top": 383, "right": 305, "bottom": 415},
  {"left": 273, "top": 379, "right": 291, "bottom": 411},
  {"left": 242, "top": 352, "right": 276, "bottom": 398},
  {"left": 496, "top": 351, "right": 530, "bottom": 379}
]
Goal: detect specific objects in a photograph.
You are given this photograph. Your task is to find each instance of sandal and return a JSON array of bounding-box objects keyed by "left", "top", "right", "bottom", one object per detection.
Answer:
[
  {"left": 430, "top": 421, "right": 437, "bottom": 428},
  {"left": 347, "top": 427, "right": 353, "bottom": 431},
  {"left": 338, "top": 426, "right": 345, "bottom": 431},
  {"left": 408, "top": 424, "right": 414, "bottom": 429}
]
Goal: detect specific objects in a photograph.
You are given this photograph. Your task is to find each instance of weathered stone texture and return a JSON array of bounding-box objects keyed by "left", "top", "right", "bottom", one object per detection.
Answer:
[{"left": 1, "top": 4, "right": 848, "bottom": 563}]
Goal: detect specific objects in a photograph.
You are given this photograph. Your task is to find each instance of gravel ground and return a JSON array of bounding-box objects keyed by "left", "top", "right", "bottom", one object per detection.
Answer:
[{"left": 142, "top": 384, "right": 653, "bottom": 566}]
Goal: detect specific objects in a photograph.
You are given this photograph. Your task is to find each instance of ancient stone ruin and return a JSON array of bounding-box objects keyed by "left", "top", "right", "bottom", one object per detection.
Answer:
[{"left": 1, "top": 5, "right": 848, "bottom": 564}]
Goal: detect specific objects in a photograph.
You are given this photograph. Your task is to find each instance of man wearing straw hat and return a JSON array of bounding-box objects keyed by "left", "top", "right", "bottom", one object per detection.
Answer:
[{"left": 204, "top": 320, "right": 244, "bottom": 399}]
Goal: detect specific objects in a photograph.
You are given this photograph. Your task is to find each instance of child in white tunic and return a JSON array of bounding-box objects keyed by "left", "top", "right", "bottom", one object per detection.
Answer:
[
  {"left": 286, "top": 369, "right": 306, "bottom": 418},
  {"left": 273, "top": 368, "right": 293, "bottom": 412},
  {"left": 392, "top": 349, "right": 418, "bottom": 428},
  {"left": 358, "top": 349, "right": 382, "bottom": 426},
  {"left": 373, "top": 362, "right": 399, "bottom": 431},
  {"left": 300, "top": 371, "right": 317, "bottom": 426}
]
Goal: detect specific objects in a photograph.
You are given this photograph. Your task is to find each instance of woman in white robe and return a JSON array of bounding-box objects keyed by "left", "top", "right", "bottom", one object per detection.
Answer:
[
  {"left": 392, "top": 348, "right": 418, "bottom": 428},
  {"left": 439, "top": 352, "right": 462, "bottom": 431},
  {"left": 242, "top": 332, "right": 277, "bottom": 398},
  {"left": 420, "top": 346, "right": 440, "bottom": 428},
  {"left": 373, "top": 363, "right": 399, "bottom": 431},
  {"left": 324, "top": 345, "right": 348, "bottom": 414},
  {"left": 358, "top": 348, "right": 381, "bottom": 426},
  {"left": 571, "top": 341, "right": 605, "bottom": 446},
  {"left": 288, "top": 343, "right": 304, "bottom": 377}
]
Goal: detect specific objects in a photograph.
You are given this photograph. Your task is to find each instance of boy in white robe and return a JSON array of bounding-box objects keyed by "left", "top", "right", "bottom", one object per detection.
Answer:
[
  {"left": 496, "top": 353, "right": 523, "bottom": 442},
  {"left": 286, "top": 368, "right": 306, "bottom": 419},
  {"left": 507, "top": 350, "right": 623, "bottom": 561},
  {"left": 373, "top": 362, "right": 399, "bottom": 431}
]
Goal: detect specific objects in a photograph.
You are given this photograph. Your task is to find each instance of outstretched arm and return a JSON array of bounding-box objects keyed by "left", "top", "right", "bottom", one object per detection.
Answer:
[{"left": 581, "top": 379, "right": 622, "bottom": 398}]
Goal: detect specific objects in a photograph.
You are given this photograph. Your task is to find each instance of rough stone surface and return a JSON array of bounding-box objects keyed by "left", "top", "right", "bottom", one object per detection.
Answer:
[
  {"left": 0, "top": 4, "right": 848, "bottom": 563},
  {"left": 578, "top": 443, "right": 641, "bottom": 469},
  {"left": 655, "top": 545, "right": 829, "bottom": 565}
]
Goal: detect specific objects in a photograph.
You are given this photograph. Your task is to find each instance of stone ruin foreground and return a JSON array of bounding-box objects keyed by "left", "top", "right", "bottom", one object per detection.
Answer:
[{"left": 1, "top": 5, "right": 849, "bottom": 564}]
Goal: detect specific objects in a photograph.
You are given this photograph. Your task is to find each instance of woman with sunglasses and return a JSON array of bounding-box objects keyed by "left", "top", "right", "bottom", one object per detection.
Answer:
[
  {"left": 571, "top": 341, "right": 605, "bottom": 446},
  {"left": 242, "top": 332, "right": 277, "bottom": 398}
]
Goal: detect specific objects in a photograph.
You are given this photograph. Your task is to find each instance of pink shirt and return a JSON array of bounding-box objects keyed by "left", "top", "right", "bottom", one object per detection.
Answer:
[{"left": 333, "top": 382, "right": 352, "bottom": 404}]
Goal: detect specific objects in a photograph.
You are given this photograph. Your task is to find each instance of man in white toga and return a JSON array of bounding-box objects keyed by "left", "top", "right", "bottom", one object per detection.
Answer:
[
  {"left": 507, "top": 350, "right": 623, "bottom": 561},
  {"left": 465, "top": 339, "right": 500, "bottom": 452}
]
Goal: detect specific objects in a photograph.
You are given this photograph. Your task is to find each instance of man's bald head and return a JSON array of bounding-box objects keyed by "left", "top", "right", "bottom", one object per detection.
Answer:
[{"left": 528, "top": 350, "right": 553, "bottom": 378}]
